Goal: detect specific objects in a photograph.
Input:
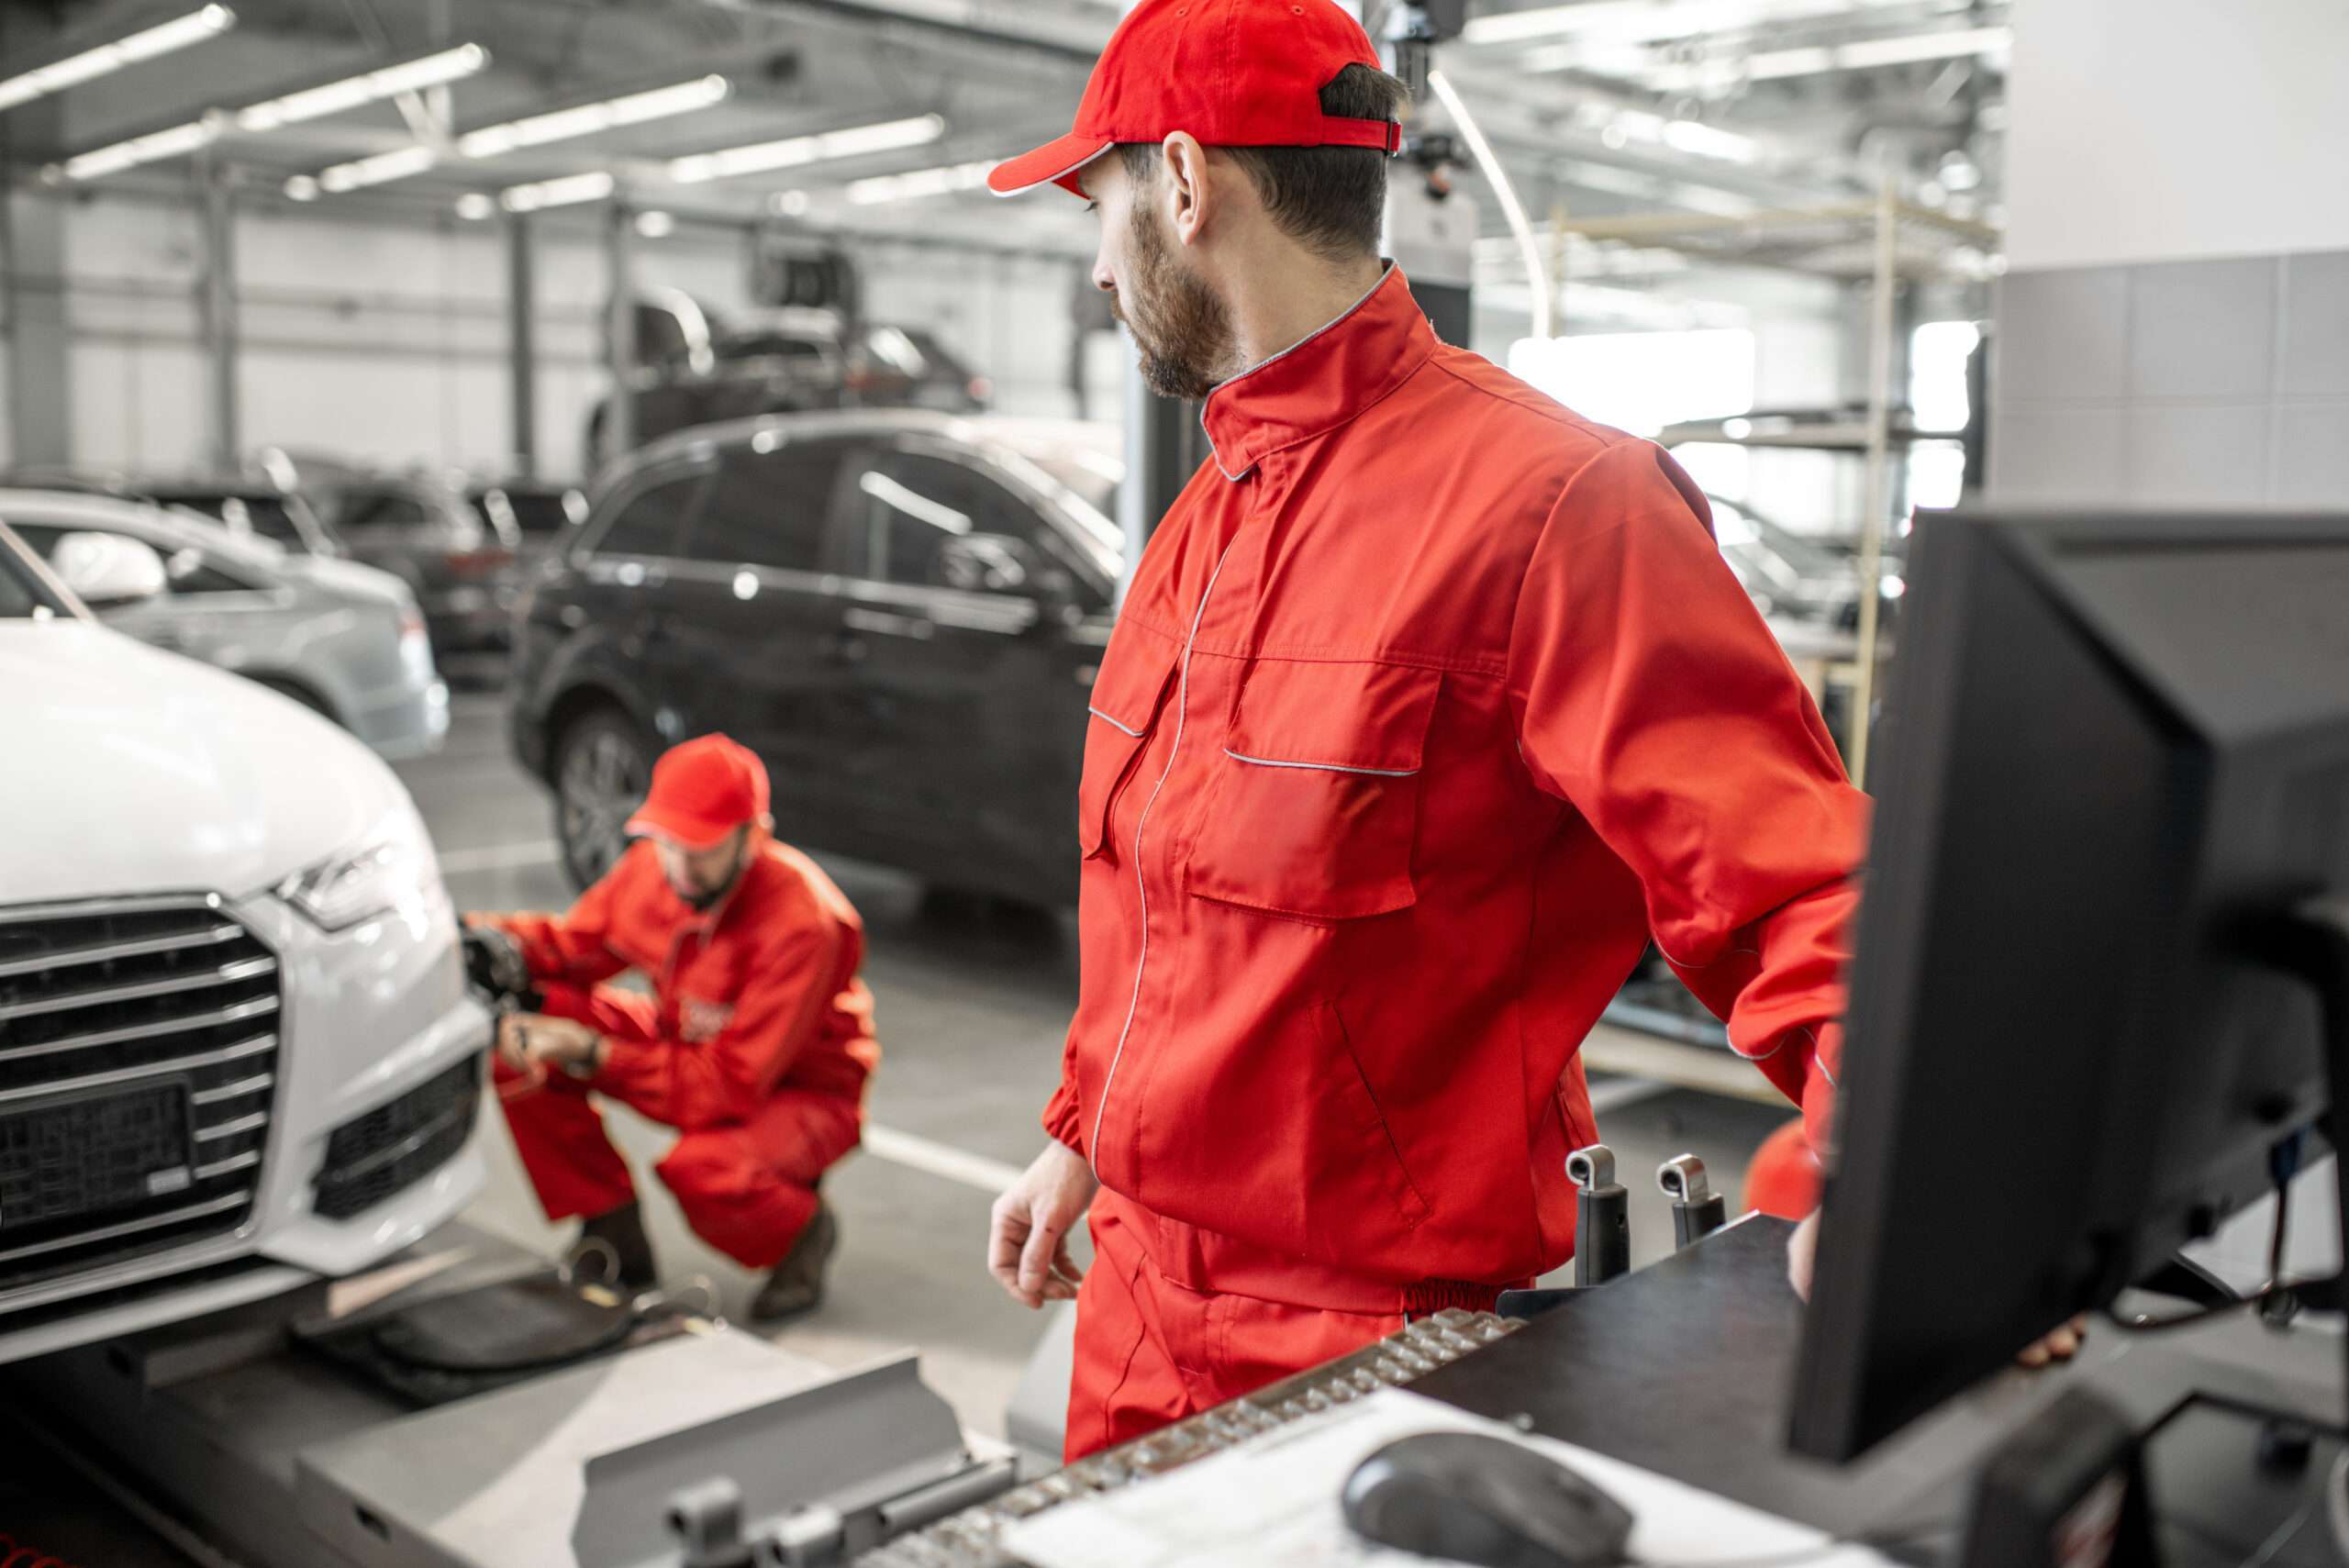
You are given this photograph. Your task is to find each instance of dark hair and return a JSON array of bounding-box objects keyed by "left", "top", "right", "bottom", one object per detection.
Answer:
[{"left": 1118, "top": 62, "right": 1408, "bottom": 262}]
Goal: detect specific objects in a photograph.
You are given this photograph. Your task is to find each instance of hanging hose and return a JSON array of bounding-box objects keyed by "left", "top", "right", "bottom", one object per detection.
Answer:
[{"left": 1425, "top": 67, "right": 1553, "bottom": 339}]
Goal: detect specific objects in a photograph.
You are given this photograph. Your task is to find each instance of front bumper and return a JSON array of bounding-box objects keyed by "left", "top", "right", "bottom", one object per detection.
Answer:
[{"left": 0, "top": 892, "right": 493, "bottom": 1362}]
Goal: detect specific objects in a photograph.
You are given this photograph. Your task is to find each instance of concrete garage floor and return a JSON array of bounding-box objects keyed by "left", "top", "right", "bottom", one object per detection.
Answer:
[{"left": 400, "top": 689, "right": 1800, "bottom": 1446}]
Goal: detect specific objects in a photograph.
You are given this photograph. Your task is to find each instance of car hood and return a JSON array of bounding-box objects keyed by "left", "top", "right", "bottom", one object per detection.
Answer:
[{"left": 0, "top": 623, "right": 413, "bottom": 905}]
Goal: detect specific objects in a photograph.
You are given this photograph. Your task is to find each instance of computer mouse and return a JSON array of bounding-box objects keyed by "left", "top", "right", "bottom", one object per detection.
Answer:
[{"left": 1341, "top": 1429, "right": 1636, "bottom": 1568}]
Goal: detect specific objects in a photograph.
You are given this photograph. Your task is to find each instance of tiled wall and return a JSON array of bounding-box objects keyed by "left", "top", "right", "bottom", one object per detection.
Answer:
[{"left": 1989, "top": 250, "right": 2349, "bottom": 506}]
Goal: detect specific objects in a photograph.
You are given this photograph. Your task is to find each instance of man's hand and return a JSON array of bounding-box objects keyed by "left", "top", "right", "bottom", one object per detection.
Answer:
[
  {"left": 1787, "top": 1210, "right": 2088, "bottom": 1366},
  {"left": 495, "top": 1012, "right": 606, "bottom": 1078},
  {"left": 989, "top": 1141, "right": 1098, "bottom": 1309}
]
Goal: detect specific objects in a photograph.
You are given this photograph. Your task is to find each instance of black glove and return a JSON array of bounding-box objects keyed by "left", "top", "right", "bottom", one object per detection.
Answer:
[{"left": 460, "top": 923, "right": 540, "bottom": 1009}]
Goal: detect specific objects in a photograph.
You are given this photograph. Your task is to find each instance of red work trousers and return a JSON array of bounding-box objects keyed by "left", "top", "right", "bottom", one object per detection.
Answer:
[
  {"left": 493, "top": 983, "right": 862, "bottom": 1270},
  {"left": 1063, "top": 1193, "right": 1408, "bottom": 1461}
]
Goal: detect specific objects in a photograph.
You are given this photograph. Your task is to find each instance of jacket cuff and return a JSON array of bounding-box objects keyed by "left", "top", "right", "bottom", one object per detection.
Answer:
[
  {"left": 590, "top": 1033, "right": 656, "bottom": 1101},
  {"left": 1041, "top": 1078, "right": 1085, "bottom": 1156}
]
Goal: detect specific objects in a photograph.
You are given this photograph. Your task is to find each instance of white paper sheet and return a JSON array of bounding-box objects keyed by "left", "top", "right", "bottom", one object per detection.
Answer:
[{"left": 1003, "top": 1388, "right": 1897, "bottom": 1568}]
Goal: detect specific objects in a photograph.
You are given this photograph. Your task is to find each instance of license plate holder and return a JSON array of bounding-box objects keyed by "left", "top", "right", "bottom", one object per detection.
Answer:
[{"left": 0, "top": 1082, "right": 195, "bottom": 1234}]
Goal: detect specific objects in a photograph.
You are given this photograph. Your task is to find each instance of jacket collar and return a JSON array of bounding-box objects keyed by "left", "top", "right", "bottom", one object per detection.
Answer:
[{"left": 1199, "top": 264, "right": 1437, "bottom": 481}]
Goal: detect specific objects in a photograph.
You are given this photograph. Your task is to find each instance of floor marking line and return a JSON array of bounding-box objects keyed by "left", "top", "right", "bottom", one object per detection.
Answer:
[
  {"left": 860, "top": 1123, "right": 1026, "bottom": 1194},
  {"left": 438, "top": 840, "right": 562, "bottom": 873}
]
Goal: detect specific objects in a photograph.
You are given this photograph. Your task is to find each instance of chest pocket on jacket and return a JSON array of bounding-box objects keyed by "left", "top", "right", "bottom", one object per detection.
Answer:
[
  {"left": 1077, "top": 629, "right": 1179, "bottom": 862},
  {"left": 1186, "top": 660, "right": 1440, "bottom": 920}
]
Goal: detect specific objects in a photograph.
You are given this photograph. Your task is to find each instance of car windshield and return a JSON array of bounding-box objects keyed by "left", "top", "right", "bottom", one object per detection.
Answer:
[
  {"left": 1026, "top": 450, "right": 1119, "bottom": 523},
  {"left": 161, "top": 491, "right": 309, "bottom": 550},
  {"left": 988, "top": 435, "right": 1125, "bottom": 564}
]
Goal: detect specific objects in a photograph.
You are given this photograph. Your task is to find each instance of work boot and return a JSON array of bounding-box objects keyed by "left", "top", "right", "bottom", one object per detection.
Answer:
[
  {"left": 751, "top": 1200, "right": 839, "bottom": 1322},
  {"left": 575, "top": 1199, "right": 658, "bottom": 1294}
]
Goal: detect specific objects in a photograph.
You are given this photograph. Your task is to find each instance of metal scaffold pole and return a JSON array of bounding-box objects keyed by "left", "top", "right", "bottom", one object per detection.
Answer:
[{"left": 1850, "top": 171, "right": 1899, "bottom": 790}]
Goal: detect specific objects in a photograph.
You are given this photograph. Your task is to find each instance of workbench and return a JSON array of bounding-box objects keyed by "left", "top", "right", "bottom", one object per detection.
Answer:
[{"left": 877, "top": 1216, "right": 2349, "bottom": 1566}]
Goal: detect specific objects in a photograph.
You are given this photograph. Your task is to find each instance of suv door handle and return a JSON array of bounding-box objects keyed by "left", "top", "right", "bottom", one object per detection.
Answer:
[{"left": 841, "top": 606, "right": 934, "bottom": 641}]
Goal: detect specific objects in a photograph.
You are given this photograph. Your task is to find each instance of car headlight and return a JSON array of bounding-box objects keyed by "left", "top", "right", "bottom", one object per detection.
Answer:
[{"left": 276, "top": 832, "right": 438, "bottom": 932}]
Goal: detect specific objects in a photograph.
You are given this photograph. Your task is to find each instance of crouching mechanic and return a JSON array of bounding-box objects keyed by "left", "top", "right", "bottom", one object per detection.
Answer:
[{"left": 465, "top": 733, "right": 878, "bottom": 1320}]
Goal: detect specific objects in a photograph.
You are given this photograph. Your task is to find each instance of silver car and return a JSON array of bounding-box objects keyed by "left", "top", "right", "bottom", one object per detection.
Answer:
[{"left": 0, "top": 489, "right": 448, "bottom": 759}]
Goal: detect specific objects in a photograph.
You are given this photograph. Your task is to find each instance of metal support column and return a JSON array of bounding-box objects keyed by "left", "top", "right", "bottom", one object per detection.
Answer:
[
  {"left": 1117, "top": 339, "right": 1203, "bottom": 597},
  {"left": 3, "top": 185, "right": 77, "bottom": 468},
  {"left": 1849, "top": 172, "right": 1899, "bottom": 790},
  {"left": 507, "top": 212, "right": 539, "bottom": 477},
  {"left": 197, "top": 152, "right": 240, "bottom": 473},
  {"left": 603, "top": 197, "right": 636, "bottom": 463}
]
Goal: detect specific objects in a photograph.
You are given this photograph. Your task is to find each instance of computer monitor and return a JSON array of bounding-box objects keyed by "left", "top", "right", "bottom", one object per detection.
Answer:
[{"left": 1788, "top": 508, "right": 2349, "bottom": 1463}]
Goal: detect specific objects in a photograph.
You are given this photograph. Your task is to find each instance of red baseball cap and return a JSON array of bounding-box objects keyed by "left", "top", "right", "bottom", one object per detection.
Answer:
[
  {"left": 626, "top": 734, "right": 770, "bottom": 850},
  {"left": 988, "top": 0, "right": 1399, "bottom": 200}
]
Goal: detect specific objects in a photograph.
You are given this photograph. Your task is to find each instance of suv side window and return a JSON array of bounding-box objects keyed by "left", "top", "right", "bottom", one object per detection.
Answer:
[
  {"left": 843, "top": 451, "right": 1038, "bottom": 594},
  {"left": 589, "top": 469, "right": 708, "bottom": 559},
  {"left": 683, "top": 439, "right": 848, "bottom": 573}
]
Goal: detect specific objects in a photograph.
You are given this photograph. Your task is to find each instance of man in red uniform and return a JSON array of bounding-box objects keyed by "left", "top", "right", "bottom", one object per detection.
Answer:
[
  {"left": 470, "top": 733, "right": 877, "bottom": 1320},
  {"left": 984, "top": 0, "right": 1872, "bottom": 1457}
]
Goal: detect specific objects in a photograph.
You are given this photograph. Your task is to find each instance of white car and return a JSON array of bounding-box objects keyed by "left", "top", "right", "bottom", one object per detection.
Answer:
[
  {"left": 0, "top": 487, "right": 449, "bottom": 760},
  {"left": 0, "top": 528, "right": 490, "bottom": 1361}
]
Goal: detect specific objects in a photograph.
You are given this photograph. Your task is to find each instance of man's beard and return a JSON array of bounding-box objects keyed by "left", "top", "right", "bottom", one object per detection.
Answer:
[
  {"left": 673, "top": 840, "right": 750, "bottom": 912},
  {"left": 1113, "top": 200, "right": 1235, "bottom": 401}
]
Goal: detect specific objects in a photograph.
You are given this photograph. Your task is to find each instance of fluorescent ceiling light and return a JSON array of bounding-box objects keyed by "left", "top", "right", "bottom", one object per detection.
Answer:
[
  {"left": 1465, "top": 0, "right": 1882, "bottom": 47},
  {"left": 635, "top": 209, "right": 676, "bottom": 238},
  {"left": 498, "top": 170, "right": 616, "bottom": 212},
  {"left": 667, "top": 113, "right": 944, "bottom": 183},
  {"left": 0, "top": 5, "right": 235, "bottom": 115},
  {"left": 455, "top": 192, "right": 496, "bottom": 220},
  {"left": 234, "top": 43, "right": 488, "bottom": 132},
  {"left": 455, "top": 74, "right": 729, "bottom": 158},
  {"left": 845, "top": 159, "right": 996, "bottom": 205},
  {"left": 317, "top": 144, "right": 437, "bottom": 194},
  {"left": 45, "top": 118, "right": 218, "bottom": 182},
  {"left": 1630, "top": 25, "right": 2011, "bottom": 90},
  {"left": 1591, "top": 109, "right": 1758, "bottom": 163},
  {"left": 1828, "top": 24, "right": 2011, "bottom": 69}
]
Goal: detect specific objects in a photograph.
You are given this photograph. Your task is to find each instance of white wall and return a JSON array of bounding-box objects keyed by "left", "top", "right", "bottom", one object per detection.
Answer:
[
  {"left": 2005, "top": 0, "right": 2349, "bottom": 270},
  {"left": 31, "top": 193, "right": 1094, "bottom": 479}
]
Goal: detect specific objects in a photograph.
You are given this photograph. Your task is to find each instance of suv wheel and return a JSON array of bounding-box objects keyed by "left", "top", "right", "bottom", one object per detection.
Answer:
[{"left": 553, "top": 708, "right": 651, "bottom": 889}]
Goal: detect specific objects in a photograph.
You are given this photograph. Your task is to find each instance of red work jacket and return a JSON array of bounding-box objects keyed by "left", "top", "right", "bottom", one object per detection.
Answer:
[
  {"left": 1048, "top": 268, "right": 1867, "bottom": 1309},
  {"left": 489, "top": 838, "right": 878, "bottom": 1129}
]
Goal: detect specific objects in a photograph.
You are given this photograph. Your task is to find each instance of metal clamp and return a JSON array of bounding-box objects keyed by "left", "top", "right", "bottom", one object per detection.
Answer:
[
  {"left": 1570, "top": 1143, "right": 1630, "bottom": 1287},
  {"left": 1658, "top": 1154, "right": 1730, "bottom": 1251}
]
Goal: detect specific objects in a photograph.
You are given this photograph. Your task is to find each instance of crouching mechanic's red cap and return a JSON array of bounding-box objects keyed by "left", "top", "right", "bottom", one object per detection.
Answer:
[
  {"left": 626, "top": 734, "right": 770, "bottom": 851},
  {"left": 987, "top": 0, "right": 1399, "bottom": 200}
]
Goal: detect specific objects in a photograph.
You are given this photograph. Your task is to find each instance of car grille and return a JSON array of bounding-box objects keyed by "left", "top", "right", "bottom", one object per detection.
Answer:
[
  {"left": 312, "top": 1054, "right": 482, "bottom": 1222},
  {"left": 0, "top": 896, "right": 281, "bottom": 1300}
]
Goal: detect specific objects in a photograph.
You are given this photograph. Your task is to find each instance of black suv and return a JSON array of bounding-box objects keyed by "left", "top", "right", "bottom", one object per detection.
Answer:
[{"left": 510, "top": 411, "right": 1122, "bottom": 901}]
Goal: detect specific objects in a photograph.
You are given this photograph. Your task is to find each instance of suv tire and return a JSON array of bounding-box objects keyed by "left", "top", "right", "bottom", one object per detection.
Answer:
[{"left": 553, "top": 706, "right": 653, "bottom": 890}]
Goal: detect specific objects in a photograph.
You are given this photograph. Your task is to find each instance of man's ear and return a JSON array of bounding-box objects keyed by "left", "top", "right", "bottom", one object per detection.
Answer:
[{"left": 1160, "top": 131, "right": 1213, "bottom": 246}]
